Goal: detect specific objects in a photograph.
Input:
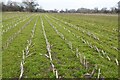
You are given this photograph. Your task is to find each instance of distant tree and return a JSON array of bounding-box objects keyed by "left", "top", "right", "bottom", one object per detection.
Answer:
[
  {"left": 36, "top": 6, "right": 43, "bottom": 12},
  {"left": 69, "top": 9, "right": 76, "bottom": 13},
  {"left": 7, "top": 1, "right": 14, "bottom": 11},
  {"left": 1, "top": 0, "right": 120, "bottom": 13},
  {"left": 110, "top": 7, "right": 117, "bottom": 13},
  {"left": 101, "top": 7, "right": 109, "bottom": 13},
  {"left": 53, "top": 9, "right": 58, "bottom": 13},
  {"left": 7, "top": 0, "right": 12, "bottom": 6},
  {"left": 76, "top": 8, "right": 90, "bottom": 13},
  {"left": 94, "top": 7, "right": 98, "bottom": 13},
  {"left": 65, "top": 9, "right": 68, "bottom": 13},
  {"left": 59, "top": 9, "right": 64, "bottom": 13},
  {"left": 22, "top": 0, "right": 39, "bottom": 12},
  {"left": 76, "top": 8, "right": 81, "bottom": 13}
]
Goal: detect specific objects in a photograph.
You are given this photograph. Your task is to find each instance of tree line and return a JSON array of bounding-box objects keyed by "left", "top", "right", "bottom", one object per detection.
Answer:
[{"left": 1, "top": 0, "right": 120, "bottom": 13}]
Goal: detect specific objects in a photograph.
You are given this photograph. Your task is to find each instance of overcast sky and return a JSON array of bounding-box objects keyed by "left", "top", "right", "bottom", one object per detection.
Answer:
[{"left": 3, "top": 0, "right": 119, "bottom": 10}]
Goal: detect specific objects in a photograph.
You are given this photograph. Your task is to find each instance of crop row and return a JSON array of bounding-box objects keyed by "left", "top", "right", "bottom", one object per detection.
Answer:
[{"left": 2, "top": 13, "right": 118, "bottom": 78}]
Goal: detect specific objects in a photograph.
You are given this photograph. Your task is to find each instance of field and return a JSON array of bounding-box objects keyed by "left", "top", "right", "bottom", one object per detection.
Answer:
[{"left": 2, "top": 12, "right": 118, "bottom": 78}]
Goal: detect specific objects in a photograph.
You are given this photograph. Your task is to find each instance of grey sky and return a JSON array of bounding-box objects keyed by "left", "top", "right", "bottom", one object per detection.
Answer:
[{"left": 3, "top": 0, "right": 119, "bottom": 10}]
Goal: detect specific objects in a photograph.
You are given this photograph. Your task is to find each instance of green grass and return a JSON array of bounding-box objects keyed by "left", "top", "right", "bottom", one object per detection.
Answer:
[{"left": 2, "top": 13, "right": 118, "bottom": 78}]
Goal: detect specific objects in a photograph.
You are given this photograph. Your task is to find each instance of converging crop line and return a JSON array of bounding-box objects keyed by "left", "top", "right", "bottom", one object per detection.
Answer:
[
  {"left": 50, "top": 15, "right": 118, "bottom": 52},
  {"left": 44, "top": 15, "right": 103, "bottom": 78},
  {"left": 2, "top": 13, "right": 118, "bottom": 78},
  {"left": 2, "top": 16, "right": 35, "bottom": 50},
  {"left": 19, "top": 16, "right": 38, "bottom": 80},
  {"left": 40, "top": 16, "right": 59, "bottom": 78},
  {"left": 47, "top": 15, "right": 119, "bottom": 66},
  {"left": 2, "top": 15, "right": 31, "bottom": 35}
]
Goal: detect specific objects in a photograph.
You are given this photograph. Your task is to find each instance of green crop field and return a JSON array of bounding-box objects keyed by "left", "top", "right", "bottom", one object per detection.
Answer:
[{"left": 2, "top": 12, "right": 118, "bottom": 78}]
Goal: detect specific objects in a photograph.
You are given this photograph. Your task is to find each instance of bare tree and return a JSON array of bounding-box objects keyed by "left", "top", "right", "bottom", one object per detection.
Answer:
[
  {"left": 101, "top": 7, "right": 108, "bottom": 13},
  {"left": 94, "top": 7, "right": 98, "bottom": 13},
  {"left": 110, "top": 7, "right": 117, "bottom": 13},
  {"left": 59, "top": 9, "right": 64, "bottom": 13},
  {"left": 22, "top": 0, "right": 39, "bottom": 12},
  {"left": 65, "top": 9, "right": 68, "bottom": 13}
]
